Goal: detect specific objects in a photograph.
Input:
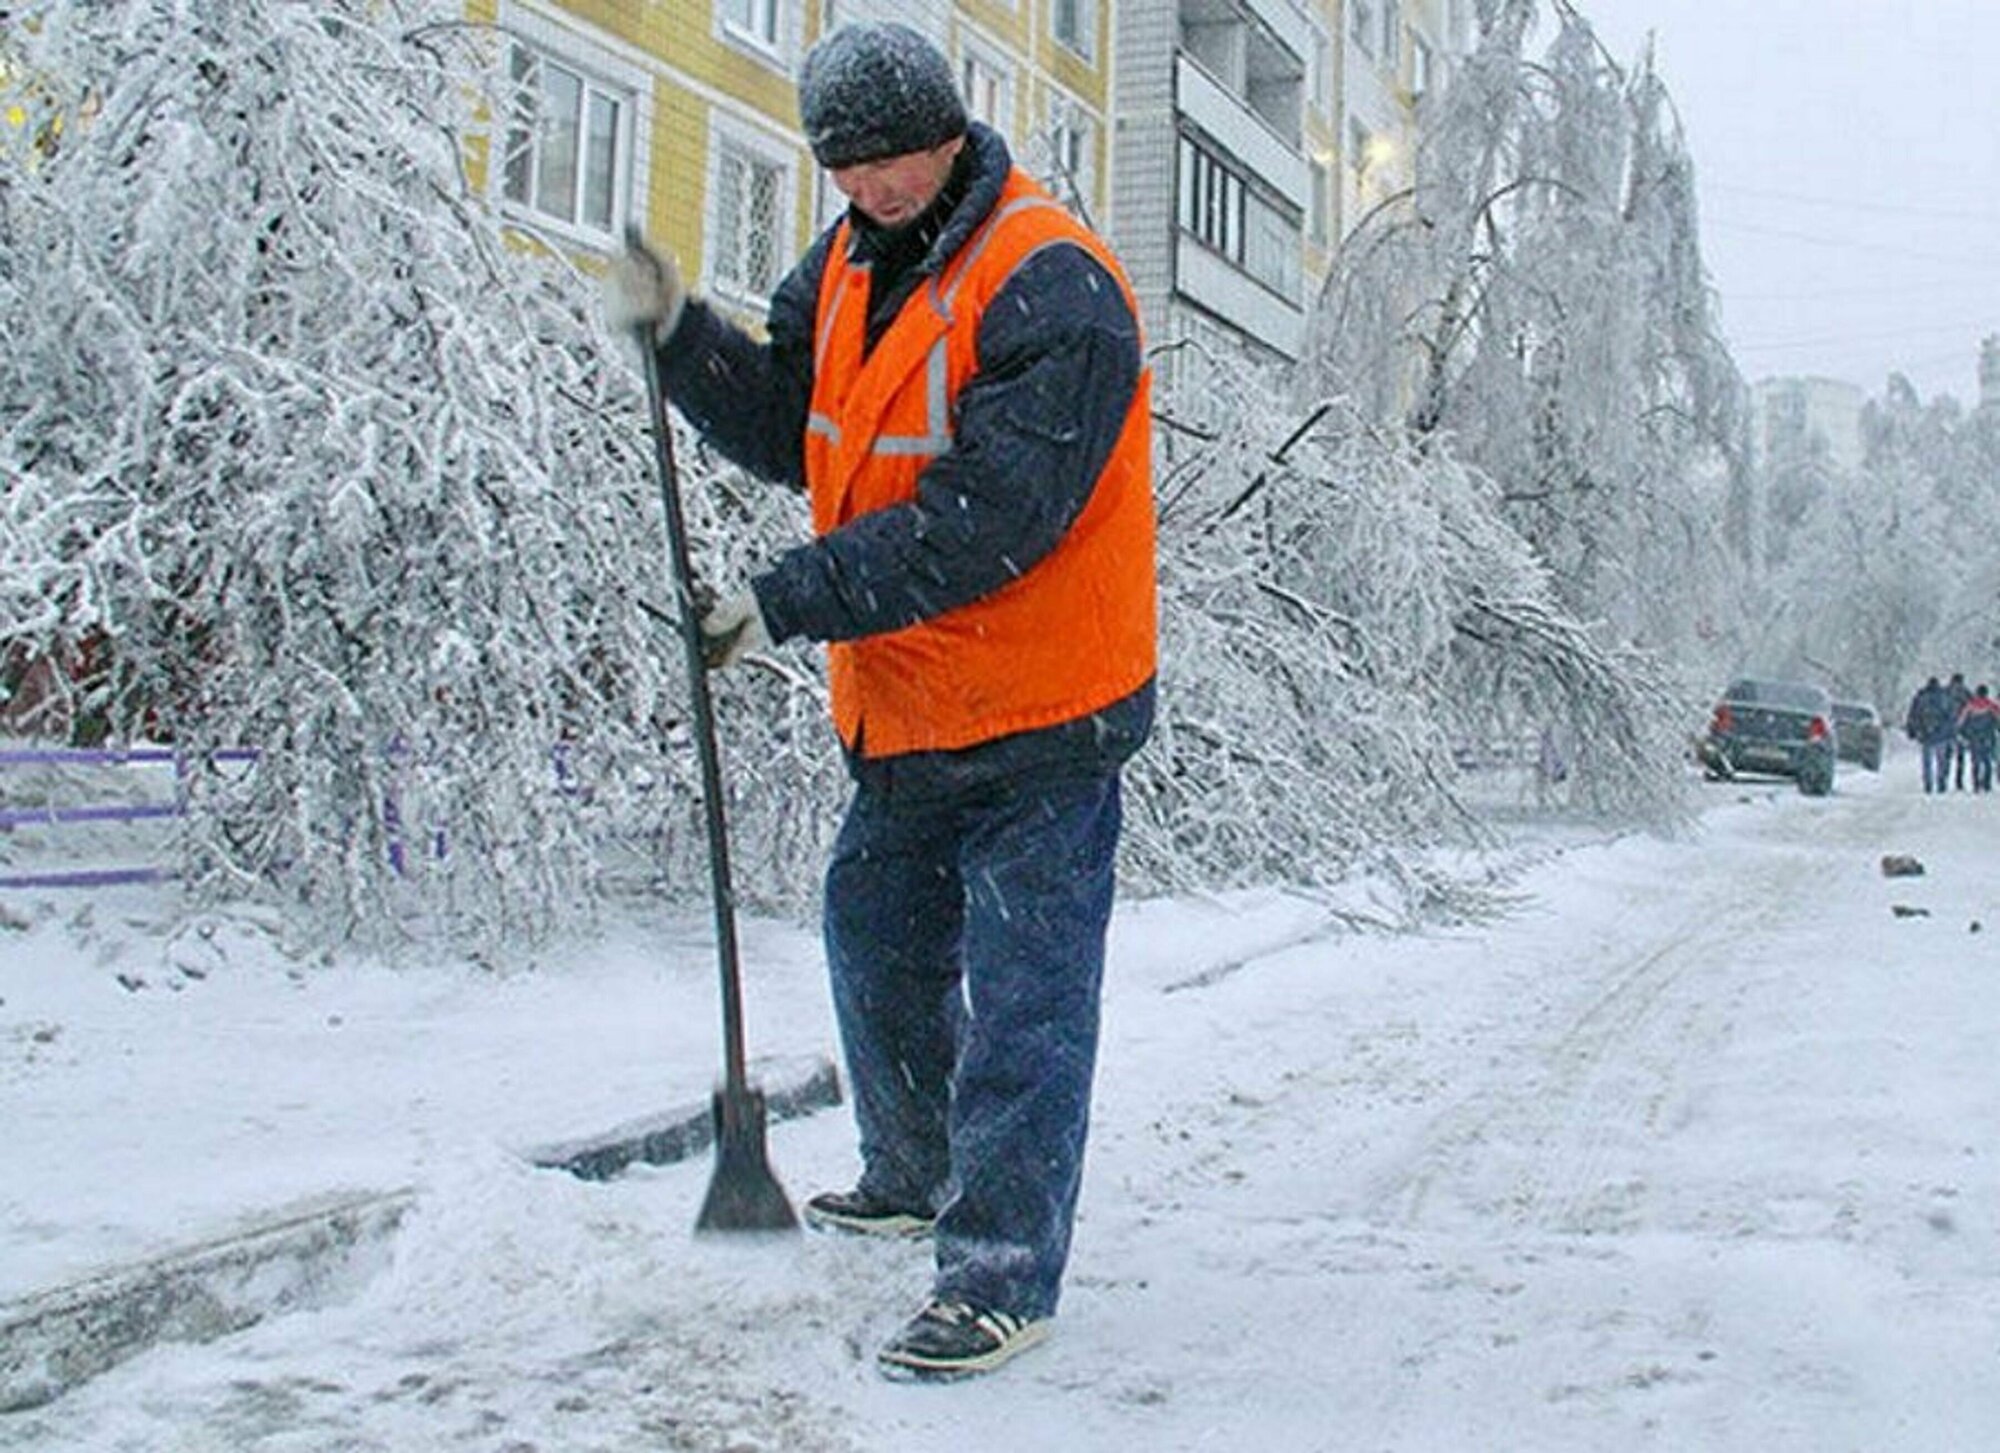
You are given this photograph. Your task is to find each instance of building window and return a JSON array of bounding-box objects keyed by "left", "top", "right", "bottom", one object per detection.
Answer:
[
  {"left": 1381, "top": 0, "right": 1401, "bottom": 72},
  {"left": 1349, "top": 0, "right": 1375, "bottom": 57},
  {"left": 1308, "top": 159, "right": 1330, "bottom": 246},
  {"left": 1310, "top": 28, "right": 1332, "bottom": 120},
  {"left": 1180, "top": 138, "right": 1241, "bottom": 261},
  {"left": 502, "top": 43, "right": 629, "bottom": 241},
  {"left": 961, "top": 47, "right": 1012, "bottom": 130},
  {"left": 1243, "top": 190, "right": 1300, "bottom": 298},
  {"left": 1052, "top": 0, "right": 1096, "bottom": 63},
  {"left": 1178, "top": 134, "right": 1300, "bottom": 300},
  {"left": 709, "top": 130, "right": 791, "bottom": 305},
  {"left": 1347, "top": 117, "right": 1371, "bottom": 173},
  {"left": 721, "top": 0, "right": 780, "bottom": 52},
  {"left": 1410, "top": 35, "right": 1434, "bottom": 97},
  {"left": 1044, "top": 93, "right": 1095, "bottom": 214}
]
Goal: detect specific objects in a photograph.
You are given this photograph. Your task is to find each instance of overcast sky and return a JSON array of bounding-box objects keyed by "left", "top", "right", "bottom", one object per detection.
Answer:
[{"left": 1571, "top": 0, "right": 2000, "bottom": 405}]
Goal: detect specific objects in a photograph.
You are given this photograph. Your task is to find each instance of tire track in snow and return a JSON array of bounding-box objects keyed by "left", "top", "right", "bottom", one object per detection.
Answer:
[{"left": 1361, "top": 803, "right": 1842, "bottom": 1238}]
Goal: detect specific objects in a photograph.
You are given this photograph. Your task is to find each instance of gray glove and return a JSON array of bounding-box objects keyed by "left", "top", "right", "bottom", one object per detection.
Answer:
[
  {"left": 700, "top": 588, "right": 771, "bottom": 671},
  {"left": 604, "top": 233, "right": 686, "bottom": 343}
]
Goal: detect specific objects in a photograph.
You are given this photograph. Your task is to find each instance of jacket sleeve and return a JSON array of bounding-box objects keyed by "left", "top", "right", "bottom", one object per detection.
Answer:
[
  {"left": 651, "top": 232, "right": 834, "bottom": 490},
  {"left": 752, "top": 241, "right": 1143, "bottom": 643}
]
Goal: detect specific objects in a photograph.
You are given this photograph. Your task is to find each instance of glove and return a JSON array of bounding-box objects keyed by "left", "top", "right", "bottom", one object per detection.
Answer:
[
  {"left": 604, "top": 233, "right": 686, "bottom": 343},
  {"left": 699, "top": 587, "right": 771, "bottom": 671}
]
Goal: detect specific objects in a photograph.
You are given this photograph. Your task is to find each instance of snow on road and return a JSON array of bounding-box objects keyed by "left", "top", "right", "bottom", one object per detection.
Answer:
[{"left": 5, "top": 758, "right": 1999, "bottom": 1450}]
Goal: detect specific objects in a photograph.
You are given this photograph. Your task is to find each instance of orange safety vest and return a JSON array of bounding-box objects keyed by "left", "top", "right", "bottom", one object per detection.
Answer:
[{"left": 802, "top": 169, "right": 1157, "bottom": 759}]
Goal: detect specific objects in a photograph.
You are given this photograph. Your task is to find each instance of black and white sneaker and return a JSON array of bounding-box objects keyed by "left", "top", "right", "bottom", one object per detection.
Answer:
[
  {"left": 876, "top": 1299, "right": 1049, "bottom": 1380},
  {"left": 802, "top": 1188, "right": 936, "bottom": 1239}
]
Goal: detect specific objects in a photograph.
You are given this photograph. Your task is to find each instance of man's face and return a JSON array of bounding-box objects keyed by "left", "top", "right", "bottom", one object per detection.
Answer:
[{"left": 828, "top": 136, "right": 964, "bottom": 229}]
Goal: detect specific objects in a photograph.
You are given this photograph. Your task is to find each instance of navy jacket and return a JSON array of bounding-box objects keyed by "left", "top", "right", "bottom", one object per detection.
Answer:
[{"left": 655, "top": 124, "right": 1152, "bottom": 794}]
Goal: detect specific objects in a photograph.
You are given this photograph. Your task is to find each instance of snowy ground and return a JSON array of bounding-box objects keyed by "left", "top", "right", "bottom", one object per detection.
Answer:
[{"left": 5, "top": 748, "right": 1999, "bottom": 1450}]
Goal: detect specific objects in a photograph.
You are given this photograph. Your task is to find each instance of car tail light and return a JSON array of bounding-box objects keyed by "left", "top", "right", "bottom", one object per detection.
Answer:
[
  {"left": 1807, "top": 715, "right": 1829, "bottom": 743},
  {"left": 1711, "top": 704, "right": 1734, "bottom": 733}
]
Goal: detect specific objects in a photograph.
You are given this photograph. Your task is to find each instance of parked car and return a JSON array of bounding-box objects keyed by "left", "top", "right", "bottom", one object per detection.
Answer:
[
  {"left": 1830, "top": 700, "right": 1886, "bottom": 772},
  {"left": 1696, "top": 678, "right": 1837, "bottom": 796}
]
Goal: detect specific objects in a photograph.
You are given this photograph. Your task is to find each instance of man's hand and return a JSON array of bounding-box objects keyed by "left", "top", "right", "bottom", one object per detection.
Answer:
[
  {"left": 604, "top": 233, "right": 686, "bottom": 343},
  {"left": 700, "top": 588, "right": 771, "bottom": 670}
]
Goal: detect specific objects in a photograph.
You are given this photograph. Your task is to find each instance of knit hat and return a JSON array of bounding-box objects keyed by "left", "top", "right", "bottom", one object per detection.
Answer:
[{"left": 798, "top": 23, "right": 968, "bottom": 169}]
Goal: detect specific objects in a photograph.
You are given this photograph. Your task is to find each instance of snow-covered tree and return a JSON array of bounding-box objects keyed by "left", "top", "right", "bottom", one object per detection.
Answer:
[
  {"left": 1308, "top": 0, "right": 1750, "bottom": 682},
  {"left": 1137, "top": 345, "right": 1690, "bottom": 911},
  {"left": 0, "top": 0, "right": 852, "bottom": 955},
  {"left": 1773, "top": 376, "right": 1984, "bottom": 703}
]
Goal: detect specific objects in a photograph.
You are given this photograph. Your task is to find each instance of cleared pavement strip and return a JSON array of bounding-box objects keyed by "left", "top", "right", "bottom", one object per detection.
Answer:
[{"left": 1, "top": 1056, "right": 841, "bottom": 1411}]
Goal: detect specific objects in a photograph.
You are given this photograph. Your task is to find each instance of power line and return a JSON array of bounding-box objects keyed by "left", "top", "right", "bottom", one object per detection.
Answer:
[
  {"left": 1733, "top": 320, "right": 1993, "bottom": 354},
  {"left": 1731, "top": 281, "right": 1988, "bottom": 302},
  {"left": 1704, "top": 215, "right": 1996, "bottom": 269},
  {"left": 1707, "top": 180, "right": 2000, "bottom": 226}
]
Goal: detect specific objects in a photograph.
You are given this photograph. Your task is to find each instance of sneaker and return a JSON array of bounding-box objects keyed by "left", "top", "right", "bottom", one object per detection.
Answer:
[
  {"left": 802, "top": 1188, "right": 936, "bottom": 1239},
  {"left": 876, "top": 1299, "right": 1049, "bottom": 1381}
]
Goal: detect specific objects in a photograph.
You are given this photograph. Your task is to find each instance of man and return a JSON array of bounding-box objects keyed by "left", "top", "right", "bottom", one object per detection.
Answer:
[
  {"left": 1946, "top": 671, "right": 1973, "bottom": 789},
  {"left": 1957, "top": 683, "right": 2000, "bottom": 793},
  {"left": 1906, "top": 675, "right": 1954, "bottom": 794},
  {"left": 605, "top": 22, "right": 1156, "bottom": 1380}
]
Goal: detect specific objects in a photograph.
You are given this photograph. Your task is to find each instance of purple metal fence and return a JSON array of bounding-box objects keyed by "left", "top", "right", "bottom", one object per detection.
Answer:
[{"left": 0, "top": 746, "right": 260, "bottom": 891}]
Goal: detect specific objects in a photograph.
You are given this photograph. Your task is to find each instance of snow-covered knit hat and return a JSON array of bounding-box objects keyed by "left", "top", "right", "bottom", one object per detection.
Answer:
[{"left": 798, "top": 23, "right": 968, "bottom": 169}]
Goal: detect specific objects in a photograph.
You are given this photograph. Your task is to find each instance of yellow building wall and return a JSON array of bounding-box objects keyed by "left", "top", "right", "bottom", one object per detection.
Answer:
[
  {"left": 488, "top": 0, "right": 819, "bottom": 307},
  {"left": 500, "top": 1, "right": 1124, "bottom": 296}
]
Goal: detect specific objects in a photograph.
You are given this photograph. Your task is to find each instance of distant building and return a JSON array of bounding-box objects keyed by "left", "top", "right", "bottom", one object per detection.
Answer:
[
  {"left": 1980, "top": 335, "right": 2000, "bottom": 413},
  {"left": 1752, "top": 376, "right": 1863, "bottom": 475}
]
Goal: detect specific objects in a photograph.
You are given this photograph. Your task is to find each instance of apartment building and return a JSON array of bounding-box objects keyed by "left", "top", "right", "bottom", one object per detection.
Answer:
[
  {"left": 486, "top": 0, "right": 1467, "bottom": 370},
  {"left": 483, "top": 0, "right": 1113, "bottom": 324},
  {"left": 1753, "top": 376, "right": 1864, "bottom": 476},
  {"left": 1111, "top": 0, "right": 1466, "bottom": 371},
  {"left": 1340, "top": 0, "right": 1465, "bottom": 235}
]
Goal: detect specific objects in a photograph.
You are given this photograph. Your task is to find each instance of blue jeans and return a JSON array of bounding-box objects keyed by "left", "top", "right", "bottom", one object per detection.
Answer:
[
  {"left": 1924, "top": 737, "right": 1953, "bottom": 792},
  {"left": 1972, "top": 743, "right": 1996, "bottom": 792},
  {"left": 823, "top": 768, "right": 1121, "bottom": 1319}
]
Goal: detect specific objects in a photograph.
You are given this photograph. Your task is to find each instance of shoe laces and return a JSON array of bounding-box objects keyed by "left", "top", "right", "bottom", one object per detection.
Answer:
[{"left": 923, "top": 1299, "right": 1023, "bottom": 1338}]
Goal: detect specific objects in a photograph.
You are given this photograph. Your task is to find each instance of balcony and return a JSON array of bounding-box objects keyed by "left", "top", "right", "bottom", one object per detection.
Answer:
[
  {"left": 1175, "top": 235, "right": 1305, "bottom": 358},
  {"left": 1175, "top": 54, "right": 1308, "bottom": 210}
]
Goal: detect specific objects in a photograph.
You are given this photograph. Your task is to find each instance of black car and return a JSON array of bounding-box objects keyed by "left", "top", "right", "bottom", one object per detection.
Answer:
[
  {"left": 1696, "top": 678, "right": 1837, "bottom": 796},
  {"left": 1830, "top": 700, "right": 1885, "bottom": 772}
]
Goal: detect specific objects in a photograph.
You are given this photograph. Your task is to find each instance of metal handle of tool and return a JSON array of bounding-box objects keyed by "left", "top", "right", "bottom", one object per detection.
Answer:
[
  {"left": 624, "top": 228, "right": 794, "bottom": 1233},
  {"left": 630, "top": 317, "right": 750, "bottom": 1101}
]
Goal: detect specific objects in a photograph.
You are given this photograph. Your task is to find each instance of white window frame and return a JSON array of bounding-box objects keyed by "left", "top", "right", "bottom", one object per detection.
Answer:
[
  {"left": 1179, "top": 136, "right": 1242, "bottom": 262},
  {"left": 704, "top": 113, "right": 797, "bottom": 311},
  {"left": 1410, "top": 34, "right": 1434, "bottom": 98},
  {"left": 960, "top": 41, "right": 1014, "bottom": 132},
  {"left": 720, "top": 0, "right": 780, "bottom": 54},
  {"left": 1051, "top": 0, "right": 1097, "bottom": 64},
  {"left": 714, "top": 0, "right": 796, "bottom": 69},
  {"left": 1349, "top": 0, "right": 1375, "bottom": 57},
  {"left": 1044, "top": 89, "right": 1096, "bottom": 214},
  {"left": 496, "top": 6, "right": 649, "bottom": 251},
  {"left": 1309, "top": 27, "right": 1333, "bottom": 121}
]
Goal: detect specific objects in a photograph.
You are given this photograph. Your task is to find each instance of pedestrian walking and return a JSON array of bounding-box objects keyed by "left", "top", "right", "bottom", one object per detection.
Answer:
[
  {"left": 1906, "top": 675, "right": 1955, "bottom": 793},
  {"left": 605, "top": 22, "right": 1156, "bottom": 1381},
  {"left": 1946, "top": 671, "right": 1973, "bottom": 789},
  {"left": 1958, "top": 684, "right": 2000, "bottom": 792}
]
